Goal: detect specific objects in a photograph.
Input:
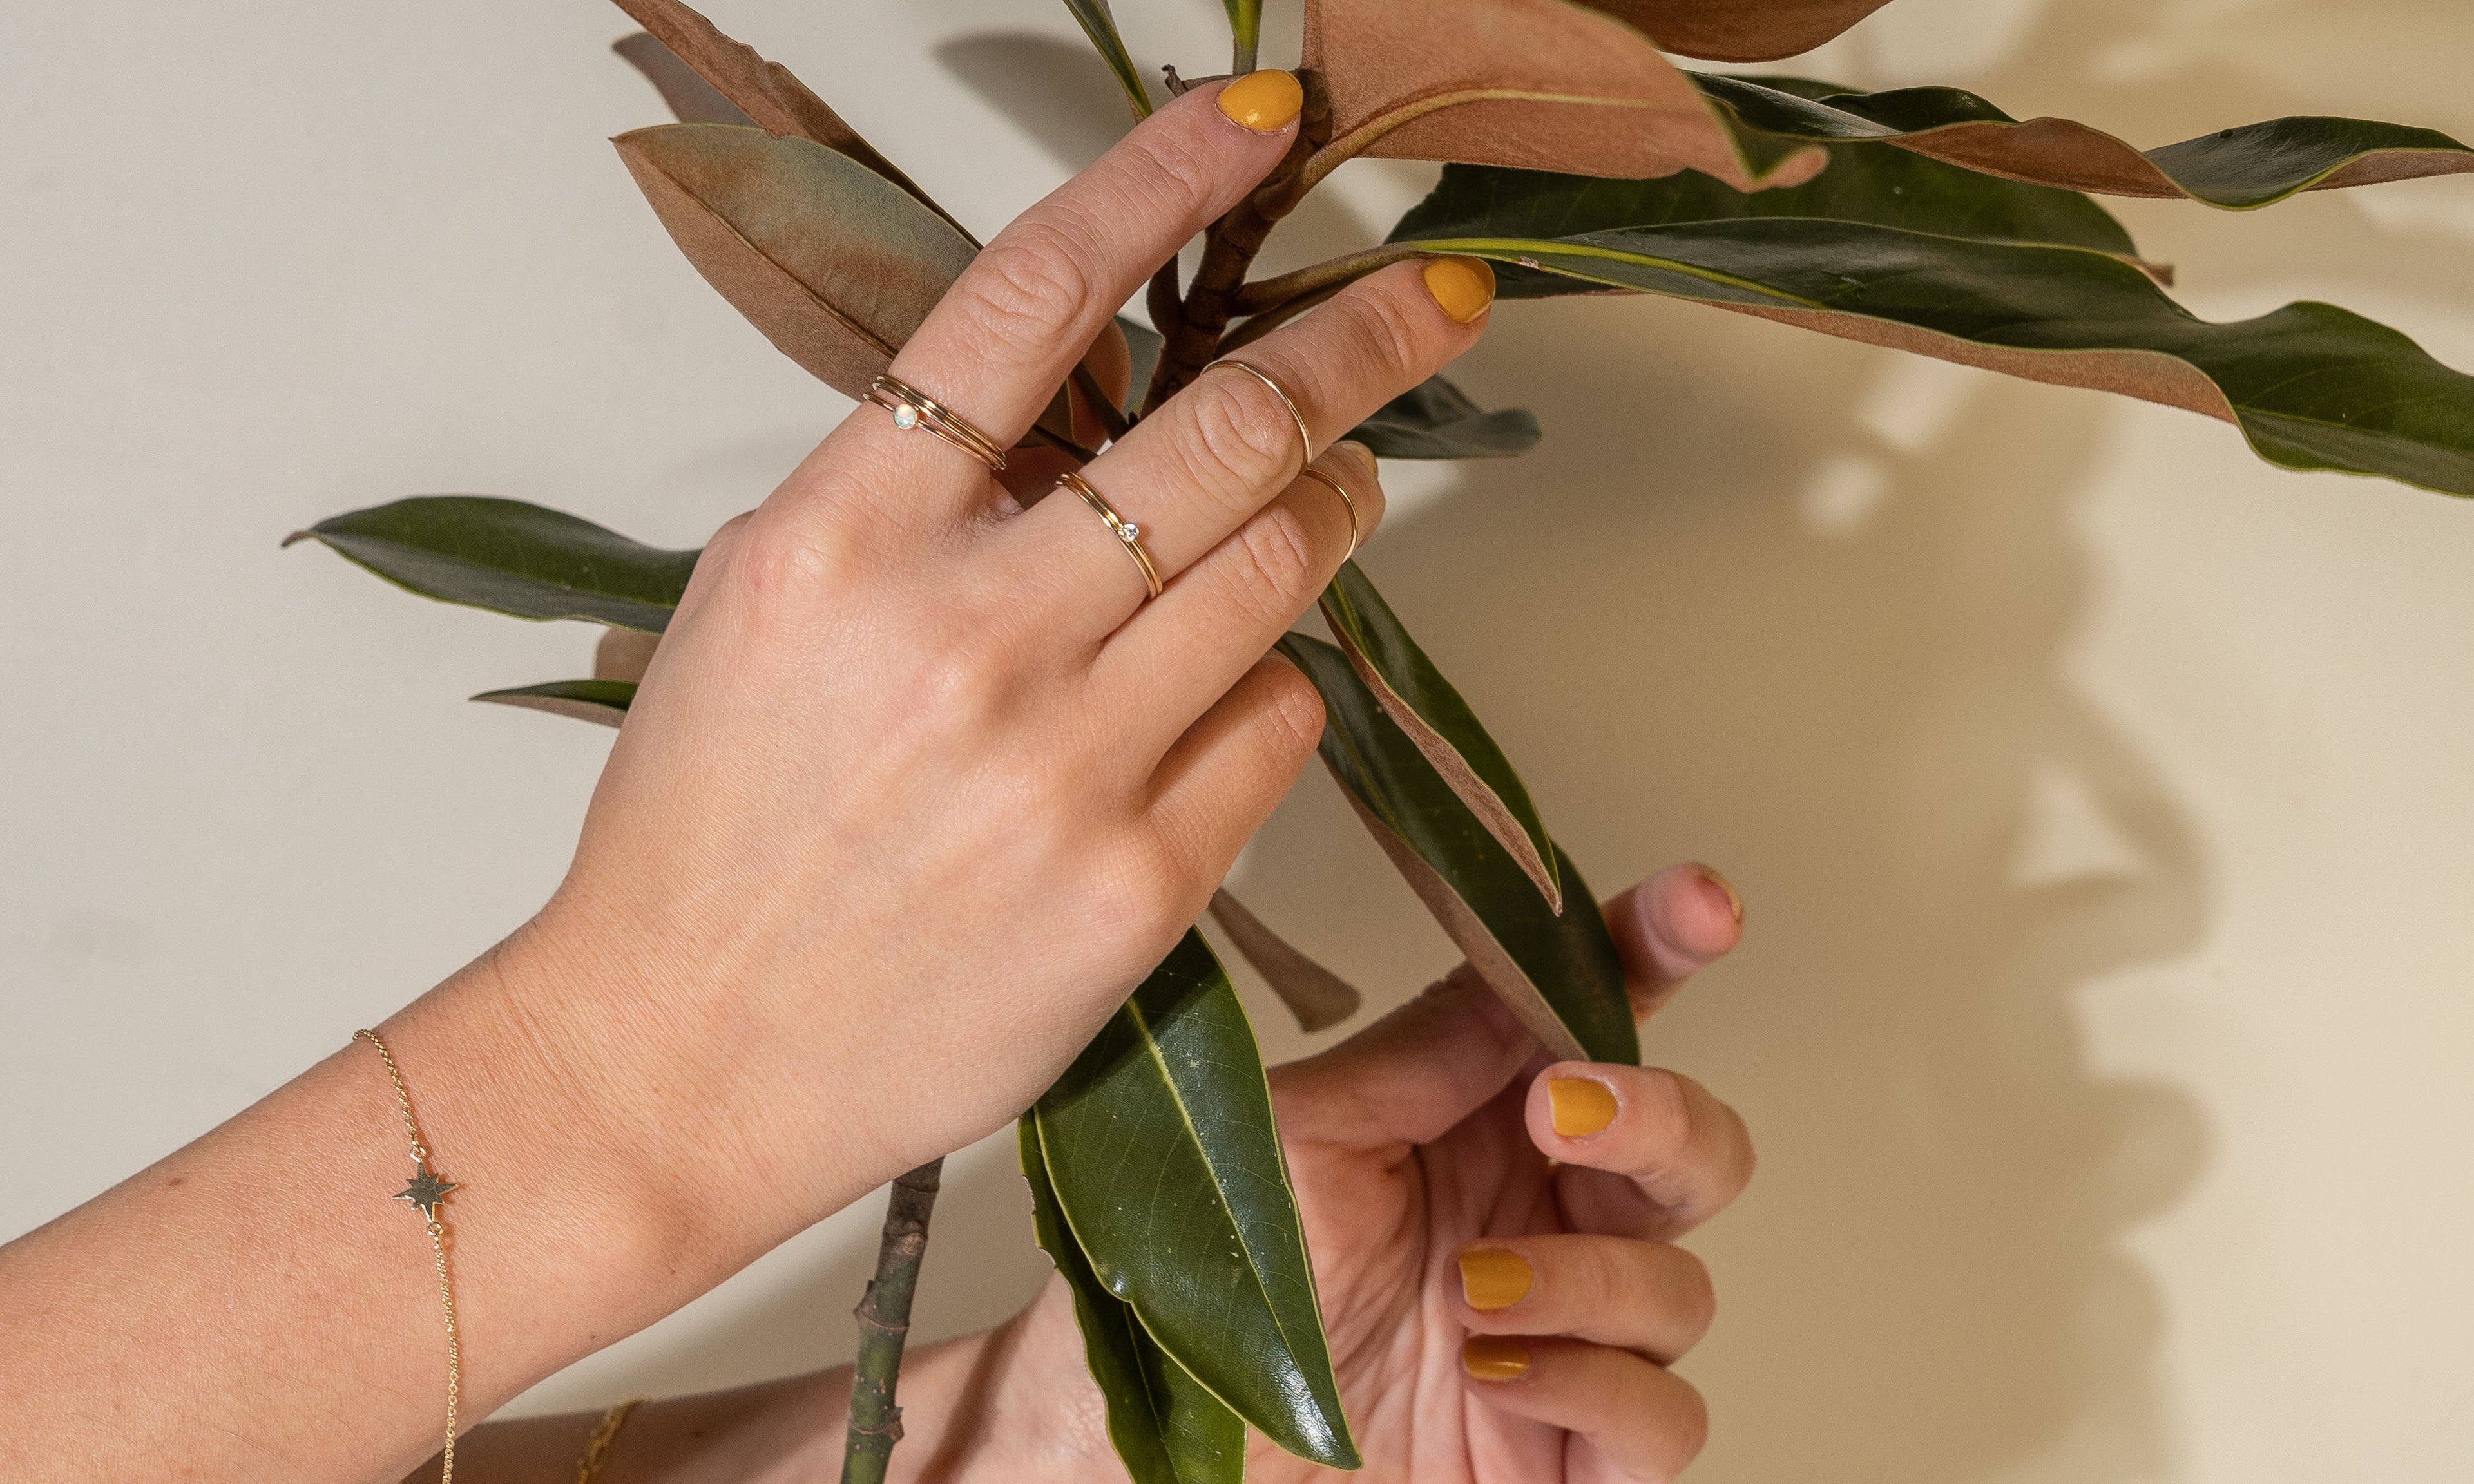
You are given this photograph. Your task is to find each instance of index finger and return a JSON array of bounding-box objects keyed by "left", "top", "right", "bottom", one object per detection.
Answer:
[{"left": 885, "top": 76, "right": 1303, "bottom": 458}]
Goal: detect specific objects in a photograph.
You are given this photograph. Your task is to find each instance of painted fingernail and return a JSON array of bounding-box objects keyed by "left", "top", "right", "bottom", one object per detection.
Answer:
[
  {"left": 1458, "top": 1249, "right": 1535, "bottom": 1311},
  {"left": 1219, "top": 70, "right": 1303, "bottom": 133},
  {"left": 1696, "top": 863, "right": 1744, "bottom": 924},
  {"left": 1422, "top": 255, "right": 1496, "bottom": 324},
  {"left": 1462, "top": 1336, "right": 1532, "bottom": 1380},
  {"left": 1548, "top": 1076, "right": 1618, "bottom": 1137}
]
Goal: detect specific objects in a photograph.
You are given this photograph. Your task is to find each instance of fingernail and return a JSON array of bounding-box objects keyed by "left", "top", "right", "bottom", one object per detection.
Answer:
[
  {"left": 1548, "top": 1077, "right": 1618, "bottom": 1138},
  {"left": 1218, "top": 70, "right": 1303, "bottom": 133},
  {"left": 1458, "top": 1249, "right": 1535, "bottom": 1311},
  {"left": 1421, "top": 255, "right": 1496, "bottom": 324},
  {"left": 1462, "top": 1336, "right": 1531, "bottom": 1381},
  {"left": 1696, "top": 864, "right": 1744, "bottom": 924},
  {"left": 1332, "top": 439, "right": 1378, "bottom": 477}
]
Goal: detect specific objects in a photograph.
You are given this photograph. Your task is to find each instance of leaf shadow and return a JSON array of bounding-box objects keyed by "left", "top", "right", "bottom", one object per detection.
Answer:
[{"left": 935, "top": 32, "right": 1138, "bottom": 173}]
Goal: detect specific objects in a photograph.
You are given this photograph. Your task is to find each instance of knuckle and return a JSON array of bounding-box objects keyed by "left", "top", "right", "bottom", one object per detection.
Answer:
[
  {"left": 959, "top": 221, "right": 1097, "bottom": 357},
  {"left": 1179, "top": 376, "right": 1308, "bottom": 500},
  {"left": 1625, "top": 1069, "right": 1700, "bottom": 1172},
  {"left": 1258, "top": 660, "right": 1328, "bottom": 759},
  {"left": 1335, "top": 278, "right": 1432, "bottom": 381},
  {"left": 1226, "top": 504, "right": 1325, "bottom": 626},
  {"left": 899, "top": 629, "right": 1017, "bottom": 730},
  {"left": 733, "top": 509, "right": 854, "bottom": 608}
]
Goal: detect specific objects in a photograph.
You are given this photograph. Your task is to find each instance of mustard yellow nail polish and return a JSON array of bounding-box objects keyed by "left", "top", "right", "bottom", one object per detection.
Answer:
[
  {"left": 1421, "top": 255, "right": 1496, "bottom": 324},
  {"left": 1462, "top": 1335, "right": 1532, "bottom": 1381},
  {"left": 1458, "top": 1249, "right": 1535, "bottom": 1311},
  {"left": 1548, "top": 1076, "right": 1618, "bottom": 1138},
  {"left": 1219, "top": 70, "right": 1303, "bottom": 133},
  {"left": 1697, "top": 863, "right": 1745, "bottom": 924}
]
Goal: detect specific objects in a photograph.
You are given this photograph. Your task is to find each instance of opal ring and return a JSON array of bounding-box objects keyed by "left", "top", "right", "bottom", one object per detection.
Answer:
[{"left": 868, "top": 374, "right": 1008, "bottom": 471}]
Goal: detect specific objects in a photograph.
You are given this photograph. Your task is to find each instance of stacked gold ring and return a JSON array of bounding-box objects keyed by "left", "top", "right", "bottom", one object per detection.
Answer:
[
  {"left": 1058, "top": 470, "right": 1162, "bottom": 600},
  {"left": 868, "top": 374, "right": 1008, "bottom": 471}
]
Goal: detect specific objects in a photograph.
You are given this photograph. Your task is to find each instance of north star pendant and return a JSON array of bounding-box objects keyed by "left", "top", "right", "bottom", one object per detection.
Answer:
[{"left": 396, "top": 1166, "right": 459, "bottom": 1220}]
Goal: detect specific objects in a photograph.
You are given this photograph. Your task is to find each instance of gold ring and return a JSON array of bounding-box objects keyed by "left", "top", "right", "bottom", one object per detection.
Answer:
[
  {"left": 1298, "top": 467, "right": 1361, "bottom": 559},
  {"left": 1209, "top": 359, "right": 1313, "bottom": 482},
  {"left": 868, "top": 374, "right": 1008, "bottom": 471},
  {"left": 1057, "top": 470, "right": 1163, "bottom": 600}
]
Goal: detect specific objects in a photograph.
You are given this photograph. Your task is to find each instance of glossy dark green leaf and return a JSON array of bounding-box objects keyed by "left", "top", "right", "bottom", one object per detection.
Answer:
[
  {"left": 615, "top": 124, "right": 979, "bottom": 404},
  {"left": 285, "top": 497, "right": 697, "bottom": 631},
  {"left": 1059, "top": 0, "right": 1153, "bottom": 122},
  {"left": 1391, "top": 148, "right": 2141, "bottom": 262},
  {"left": 1390, "top": 217, "right": 2474, "bottom": 497},
  {"left": 470, "top": 679, "right": 637, "bottom": 728},
  {"left": 1021, "top": 1118, "right": 1244, "bottom": 1484},
  {"left": 1320, "top": 562, "right": 1559, "bottom": 910},
  {"left": 1278, "top": 634, "right": 1638, "bottom": 1066},
  {"left": 1696, "top": 72, "right": 2474, "bottom": 209},
  {"left": 1033, "top": 930, "right": 1356, "bottom": 1469},
  {"left": 1345, "top": 376, "right": 1543, "bottom": 459}
]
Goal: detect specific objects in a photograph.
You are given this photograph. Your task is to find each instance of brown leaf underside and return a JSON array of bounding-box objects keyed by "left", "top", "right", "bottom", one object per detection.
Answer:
[
  {"left": 608, "top": 0, "right": 969, "bottom": 238},
  {"left": 1582, "top": 0, "right": 1894, "bottom": 63},
  {"left": 1339, "top": 792, "right": 1591, "bottom": 1063},
  {"left": 1303, "top": 0, "right": 1824, "bottom": 188},
  {"left": 1334, "top": 636, "right": 1562, "bottom": 913},
  {"left": 1209, "top": 889, "right": 1363, "bottom": 1034}
]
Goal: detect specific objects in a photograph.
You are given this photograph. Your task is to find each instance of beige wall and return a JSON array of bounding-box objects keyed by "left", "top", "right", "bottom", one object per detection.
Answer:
[{"left": 6, "top": 1, "right": 2471, "bottom": 1479}]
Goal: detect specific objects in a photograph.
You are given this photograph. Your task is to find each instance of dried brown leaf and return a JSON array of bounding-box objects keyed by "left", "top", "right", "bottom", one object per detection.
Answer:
[{"left": 608, "top": 0, "right": 968, "bottom": 238}]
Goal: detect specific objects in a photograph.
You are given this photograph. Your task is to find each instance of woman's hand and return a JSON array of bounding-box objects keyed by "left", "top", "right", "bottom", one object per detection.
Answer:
[
  {"left": 446, "top": 864, "right": 1749, "bottom": 1483},
  {"left": 1254, "top": 862, "right": 1751, "bottom": 1481},
  {"left": 0, "top": 72, "right": 1504, "bottom": 1484}
]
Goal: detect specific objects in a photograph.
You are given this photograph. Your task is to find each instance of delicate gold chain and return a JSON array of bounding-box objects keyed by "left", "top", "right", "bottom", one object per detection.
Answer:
[
  {"left": 574, "top": 1398, "right": 646, "bottom": 1483},
  {"left": 356, "top": 1029, "right": 462, "bottom": 1484}
]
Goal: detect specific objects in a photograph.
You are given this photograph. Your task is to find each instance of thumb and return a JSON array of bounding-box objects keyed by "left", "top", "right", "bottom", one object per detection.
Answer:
[{"left": 1270, "top": 967, "right": 1533, "bottom": 1152}]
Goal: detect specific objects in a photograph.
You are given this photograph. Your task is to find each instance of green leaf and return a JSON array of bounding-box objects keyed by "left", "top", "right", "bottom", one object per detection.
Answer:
[
  {"left": 1278, "top": 634, "right": 1639, "bottom": 1066},
  {"left": 1696, "top": 72, "right": 2474, "bottom": 209},
  {"left": 1020, "top": 1118, "right": 1245, "bottom": 1484},
  {"left": 471, "top": 679, "right": 637, "bottom": 728},
  {"left": 1391, "top": 218, "right": 2474, "bottom": 497},
  {"left": 1391, "top": 150, "right": 2142, "bottom": 262},
  {"left": 614, "top": 123, "right": 980, "bottom": 405},
  {"left": 1319, "top": 562, "right": 1560, "bottom": 911},
  {"left": 285, "top": 497, "right": 696, "bottom": 631},
  {"left": 1033, "top": 930, "right": 1356, "bottom": 1469},
  {"left": 1222, "top": 0, "right": 1262, "bottom": 75},
  {"left": 1345, "top": 376, "right": 1542, "bottom": 459},
  {"left": 1059, "top": 0, "right": 1154, "bottom": 122}
]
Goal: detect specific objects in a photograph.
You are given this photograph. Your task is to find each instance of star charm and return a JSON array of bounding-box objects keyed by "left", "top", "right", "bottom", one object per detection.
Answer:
[{"left": 395, "top": 1166, "right": 459, "bottom": 1220}]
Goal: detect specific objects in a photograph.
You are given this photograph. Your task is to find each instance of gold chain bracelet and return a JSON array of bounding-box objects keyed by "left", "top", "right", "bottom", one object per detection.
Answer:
[
  {"left": 356, "top": 1029, "right": 463, "bottom": 1484},
  {"left": 575, "top": 1397, "right": 647, "bottom": 1483}
]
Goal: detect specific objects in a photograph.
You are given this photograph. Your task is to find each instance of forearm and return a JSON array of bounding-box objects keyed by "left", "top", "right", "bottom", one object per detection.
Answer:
[
  {"left": 427, "top": 1281, "right": 1113, "bottom": 1484},
  {"left": 0, "top": 924, "right": 892, "bottom": 1483}
]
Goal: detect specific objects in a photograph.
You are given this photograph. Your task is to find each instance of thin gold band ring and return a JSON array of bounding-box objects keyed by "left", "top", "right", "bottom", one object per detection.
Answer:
[
  {"left": 867, "top": 374, "right": 1008, "bottom": 471},
  {"left": 1209, "top": 359, "right": 1313, "bottom": 482},
  {"left": 1057, "top": 470, "right": 1163, "bottom": 600},
  {"left": 1298, "top": 466, "right": 1361, "bottom": 559}
]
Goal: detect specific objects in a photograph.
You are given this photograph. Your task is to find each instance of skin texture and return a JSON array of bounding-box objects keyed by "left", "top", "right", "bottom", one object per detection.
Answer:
[
  {"left": 430, "top": 863, "right": 1752, "bottom": 1483},
  {"left": 0, "top": 77, "right": 1493, "bottom": 1484}
]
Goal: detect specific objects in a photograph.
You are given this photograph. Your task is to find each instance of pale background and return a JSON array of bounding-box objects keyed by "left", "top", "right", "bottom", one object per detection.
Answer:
[{"left": 5, "top": 0, "right": 2470, "bottom": 1479}]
